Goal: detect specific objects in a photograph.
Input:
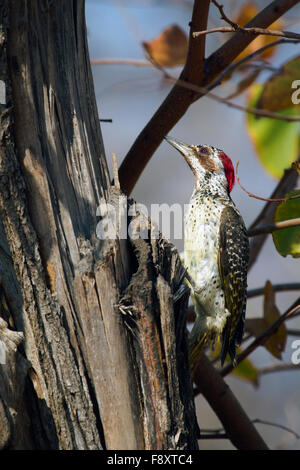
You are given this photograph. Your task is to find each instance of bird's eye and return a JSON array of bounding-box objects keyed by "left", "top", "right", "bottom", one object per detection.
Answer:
[{"left": 198, "top": 146, "right": 208, "bottom": 154}]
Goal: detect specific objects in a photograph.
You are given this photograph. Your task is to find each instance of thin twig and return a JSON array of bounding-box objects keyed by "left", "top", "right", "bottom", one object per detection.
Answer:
[
  {"left": 193, "top": 26, "right": 300, "bottom": 41},
  {"left": 248, "top": 218, "right": 300, "bottom": 237},
  {"left": 236, "top": 161, "right": 300, "bottom": 201},
  {"left": 212, "top": 0, "right": 239, "bottom": 28},
  {"left": 188, "top": 282, "right": 300, "bottom": 323},
  {"left": 248, "top": 283, "right": 300, "bottom": 298},
  {"left": 92, "top": 42, "right": 300, "bottom": 125},
  {"left": 258, "top": 363, "right": 300, "bottom": 377},
  {"left": 91, "top": 58, "right": 152, "bottom": 67},
  {"left": 253, "top": 419, "right": 300, "bottom": 440},
  {"left": 200, "top": 418, "right": 300, "bottom": 440},
  {"left": 92, "top": 41, "right": 299, "bottom": 83},
  {"left": 238, "top": 62, "right": 279, "bottom": 72},
  {"left": 199, "top": 432, "right": 228, "bottom": 439},
  {"left": 286, "top": 328, "right": 300, "bottom": 336},
  {"left": 111, "top": 152, "right": 120, "bottom": 190},
  {"left": 162, "top": 72, "right": 300, "bottom": 122},
  {"left": 190, "top": 284, "right": 300, "bottom": 319},
  {"left": 248, "top": 158, "right": 300, "bottom": 270},
  {"left": 118, "top": 0, "right": 300, "bottom": 195},
  {"left": 207, "top": 39, "right": 300, "bottom": 91},
  {"left": 220, "top": 300, "right": 300, "bottom": 377}
]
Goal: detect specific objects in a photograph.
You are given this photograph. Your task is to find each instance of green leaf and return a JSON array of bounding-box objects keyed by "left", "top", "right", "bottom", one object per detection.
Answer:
[
  {"left": 273, "top": 190, "right": 300, "bottom": 257},
  {"left": 246, "top": 84, "right": 300, "bottom": 179},
  {"left": 258, "top": 55, "right": 300, "bottom": 112}
]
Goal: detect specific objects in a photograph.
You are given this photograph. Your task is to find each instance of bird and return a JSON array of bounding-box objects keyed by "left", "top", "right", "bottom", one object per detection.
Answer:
[{"left": 164, "top": 136, "right": 249, "bottom": 372}]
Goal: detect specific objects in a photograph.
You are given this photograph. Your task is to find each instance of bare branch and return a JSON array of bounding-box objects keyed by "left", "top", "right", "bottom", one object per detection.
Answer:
[
  {"left": 236, "top": 161, "right": 300, "bottom": 202},
  {"left": 286, "top": 328, "right": 300, "bottom": 336},
  {"left": 193, "top": 355, "right": 268, "bottom": 449},
  {"left": 111, "top": 152, "right": 120, "bottom": 190},
  {"left": 247, "top": 156, "right": 300, "bottom": 270},
  {"left": 183, "top": 285, "right": 300, "bottom": 325},
  {"left": 200, "top": 418, "right": 300, "bottom": 440},
  {"left": 211, "top": 0, "right": 239, "bottom": 28},
  {"left": 162, "top": 73, "right": 300, "bottom": 122},
  {"left": 248, "top": 283, "right": 300, "bottom": 298},
  {"left": 220, "top": 300, "right": 300, "bottom": 377},
  {"left": 193, "top": 26, "right": 300, "bottom": 41},
  {"left": 118, "top": 0, "right": 210, "bottom": 195},
  {"left": 253, "top": 418, "right": 299, "bottom": 440},
  {"left": 118, "top": 0, "right": 300, "bottom": 195},
  {"left": 198, "top": 432, "right": 228, "bottom": 439},
  {"left": 204, "top": 0, "right": 300, "bottom": 84},
  {"left": 207, "top": 39, "right": 300, "bottom": 91},
  {"left": 91, "top": 58, "right": 152, "bottom": 67},
  {"left": 258, "top": 363, "right": 300, "bottom": 377},
  {"left": 248, "top": 218, "right": 300, "bottom": 237}
]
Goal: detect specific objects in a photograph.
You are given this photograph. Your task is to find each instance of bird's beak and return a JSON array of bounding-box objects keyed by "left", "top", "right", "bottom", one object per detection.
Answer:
[
  {"left": 164, "top": 135, "right": 191, "bottom": 157},
  {"left": 164, "top": 135, "right": 196, "bottom": 173}
]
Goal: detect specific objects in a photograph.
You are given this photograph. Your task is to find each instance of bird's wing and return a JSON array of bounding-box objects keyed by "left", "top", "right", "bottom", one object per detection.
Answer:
[{"left": 218, "top": 205, "right": 249, "bottom": 364}]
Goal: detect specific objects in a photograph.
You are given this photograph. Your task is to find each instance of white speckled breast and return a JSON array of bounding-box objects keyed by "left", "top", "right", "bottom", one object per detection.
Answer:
[{"left": 184, "top": 193, "right": 228, "bottom": 322}]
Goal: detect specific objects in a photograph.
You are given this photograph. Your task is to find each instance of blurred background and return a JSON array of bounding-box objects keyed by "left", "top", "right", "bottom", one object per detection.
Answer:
[{"left": 86, "top": 0, "right": 300, "bottom": 449}]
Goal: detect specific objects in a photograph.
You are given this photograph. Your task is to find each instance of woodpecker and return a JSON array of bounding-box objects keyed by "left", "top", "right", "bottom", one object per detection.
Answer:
[{"left": 165, "top": 136, "right": 249, "bottom": 371}]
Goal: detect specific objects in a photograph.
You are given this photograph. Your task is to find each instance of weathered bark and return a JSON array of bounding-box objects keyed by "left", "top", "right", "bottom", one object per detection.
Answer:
[
  {"left": 118, "top": 207, "right": 199, "bottom": 449},
  {"left": 0, "top": 0, "right": 198, "bottom": 449}
]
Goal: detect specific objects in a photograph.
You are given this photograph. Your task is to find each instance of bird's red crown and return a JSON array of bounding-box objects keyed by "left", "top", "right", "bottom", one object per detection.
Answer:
[{"left": 218, "top": 152, "right": 235, "bottom": 193}]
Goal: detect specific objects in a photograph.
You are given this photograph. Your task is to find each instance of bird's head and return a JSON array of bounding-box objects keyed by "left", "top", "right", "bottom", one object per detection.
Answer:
[{"left": 164, "top": 136, "right": 235, "bottom": 194}]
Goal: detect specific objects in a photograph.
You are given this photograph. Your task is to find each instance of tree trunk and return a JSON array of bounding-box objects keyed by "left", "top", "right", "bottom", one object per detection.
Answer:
[{"left": 0, "top": 0, "right": 198, "bottom": 450}]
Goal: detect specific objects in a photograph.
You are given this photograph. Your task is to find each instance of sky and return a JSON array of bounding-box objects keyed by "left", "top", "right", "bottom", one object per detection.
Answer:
[{"left": 85, "top": 0, "right": 300, "bottom": 449}]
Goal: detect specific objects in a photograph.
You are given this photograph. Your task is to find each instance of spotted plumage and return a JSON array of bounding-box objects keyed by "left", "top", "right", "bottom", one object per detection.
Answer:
[{"left": 164, "top": 136, "right": 249, "bottom": 371}]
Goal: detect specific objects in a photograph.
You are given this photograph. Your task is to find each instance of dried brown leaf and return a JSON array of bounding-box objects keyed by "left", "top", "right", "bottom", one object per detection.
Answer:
[
  {"left": 233, "top": 2, "right": 283, "bottom": 62},
  {"left": 142, "top": 25, "right": 188, "bottom": 67},
  {"left": 245, "top": 281, "right": 287, "bottom": 359}
]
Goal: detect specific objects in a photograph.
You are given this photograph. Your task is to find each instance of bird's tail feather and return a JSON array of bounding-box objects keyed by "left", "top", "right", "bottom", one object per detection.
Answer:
[
  {"left": 189, "top": 314, "right": 239, "bottom": 375},
  {"left": 189, "top": 317, "right": 209, "bottom": 377},
  {"left": 220, "top": 316, "right": 231, "bottom": 366}
]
